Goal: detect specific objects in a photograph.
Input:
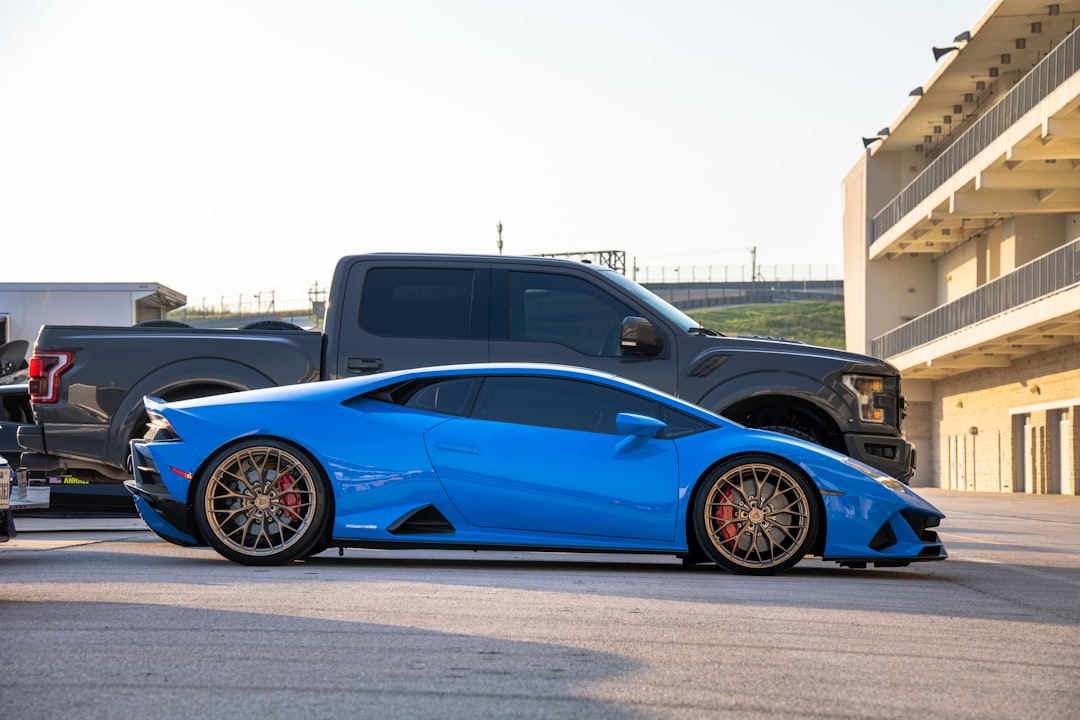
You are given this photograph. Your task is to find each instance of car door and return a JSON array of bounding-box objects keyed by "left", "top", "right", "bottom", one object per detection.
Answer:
[{"left": 422, "top": 375, "right": 679, "bottom": 541}]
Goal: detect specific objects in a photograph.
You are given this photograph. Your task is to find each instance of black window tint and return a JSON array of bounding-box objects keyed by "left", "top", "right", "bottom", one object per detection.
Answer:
[
  {"left": 659, "top": 406, "right": 715, "bottom": 439},
  {"left": 360, "top": 268, "right": 475, "bottom": 339},
  {"left": 402, "top": 378, "right": 480, "bottom": 417},
  {"left": 472, "top": 376, "right": 657, "bottom": 434},
  {"left": 508, "top": 272, "right": 632, "bottom": 356}
]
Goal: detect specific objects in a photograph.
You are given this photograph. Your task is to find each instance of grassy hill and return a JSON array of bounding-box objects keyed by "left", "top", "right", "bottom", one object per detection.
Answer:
[{"left": 688, "top": 301, "right": 846, "bottom": 350}]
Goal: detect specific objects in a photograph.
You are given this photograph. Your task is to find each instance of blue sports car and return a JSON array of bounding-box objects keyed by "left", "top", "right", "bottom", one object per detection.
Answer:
[{"left": 126, "top": 364, "right": 946, "bottom": 574}]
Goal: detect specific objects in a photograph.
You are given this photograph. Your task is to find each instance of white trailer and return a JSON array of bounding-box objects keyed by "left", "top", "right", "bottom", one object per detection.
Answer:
[{"left": 0, "top": 282, "right": 187, "bottom": 348}]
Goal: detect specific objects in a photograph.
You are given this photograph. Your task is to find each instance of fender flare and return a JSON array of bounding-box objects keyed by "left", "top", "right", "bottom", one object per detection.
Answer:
[
  {"left": 696, "top": 369, "right": 852, "bottom": 431},
  {"left": 104, "top": 358, "right": 283, "bottom": 471}
]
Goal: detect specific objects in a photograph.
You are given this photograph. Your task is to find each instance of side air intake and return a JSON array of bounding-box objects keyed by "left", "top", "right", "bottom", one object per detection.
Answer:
[{"left": 387, "top": 505, "right": 456, "bottom": 535}]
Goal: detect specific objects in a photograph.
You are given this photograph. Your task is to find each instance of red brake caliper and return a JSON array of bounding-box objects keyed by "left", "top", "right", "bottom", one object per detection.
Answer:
[
  {"left": 714, "top": 486, "right": 737, "bottom": 548},
  {"left": 275, "top": 473, "right": 301, "bottom": 522}
]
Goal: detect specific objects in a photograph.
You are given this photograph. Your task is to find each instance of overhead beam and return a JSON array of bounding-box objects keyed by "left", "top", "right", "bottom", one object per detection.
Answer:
[
  {"left": 977, "top": 168, "right": 1080, "bottom": 190},
  {"left": 1042, "top": 116, "right": 1080, "bottom": 142},
  {"left": 926, "top": 354, "right": 1014, "bottom": 369},
  {"left": 1007, "top": 142, "right": 1080, "bottom": 161},
  {"left": 1039, "top": 187, "right": 1080, "bottom": 204},
  {"left": 951, "top": 189, "right": 1040, "bottom": 214}
]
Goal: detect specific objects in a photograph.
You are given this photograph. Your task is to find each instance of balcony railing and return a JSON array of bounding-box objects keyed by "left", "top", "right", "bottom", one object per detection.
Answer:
[
  {"left": 870, "top": 28, "right": 1080, "bottom": 243},
  {"left": 872, "top": 239, "right": 1080, "bottom": 359}
]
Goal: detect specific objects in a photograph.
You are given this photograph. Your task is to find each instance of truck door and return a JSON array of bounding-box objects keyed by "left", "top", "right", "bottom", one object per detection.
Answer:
[
  {"left": 489, "top": 268, "right": 677, "bottom": 394},
  {"left": 330, "top": 261, "right": 491, "bottom": 378}
]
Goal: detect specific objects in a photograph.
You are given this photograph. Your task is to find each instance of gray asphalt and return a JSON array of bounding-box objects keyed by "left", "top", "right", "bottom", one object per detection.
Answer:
[{"left": 2, "top": 489, "right": 1078, "bottom": 719}]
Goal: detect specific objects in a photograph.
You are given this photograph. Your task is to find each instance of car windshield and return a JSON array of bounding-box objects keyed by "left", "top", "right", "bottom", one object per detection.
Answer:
[{"left": 600, "top": 269, "right": 720, "bottom": 335}]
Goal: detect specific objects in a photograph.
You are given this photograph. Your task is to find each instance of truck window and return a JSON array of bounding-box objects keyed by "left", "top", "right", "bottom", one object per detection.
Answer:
[
  {"left": 508, "top": 272, "right": 633, "bottom": 356},
  {"left": 360, "top": 268, "right": 477, "bottom": 339}
]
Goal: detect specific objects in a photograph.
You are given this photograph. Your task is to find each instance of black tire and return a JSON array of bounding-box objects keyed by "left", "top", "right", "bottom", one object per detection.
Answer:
[
  {"left": 193, "top": 439, "right": 331, "bottom": 565},
  {"left": 239, "top": 321, "right": 302, "bottom": 331},
  {"left": 135, "top": 320, "right": 192, "bottom": 328},
  {"left": 692, "top": 455, "right": 818, "bottom": 575},
  {"left": 757, "top": 425, "right": 818, "bottom": 444}
]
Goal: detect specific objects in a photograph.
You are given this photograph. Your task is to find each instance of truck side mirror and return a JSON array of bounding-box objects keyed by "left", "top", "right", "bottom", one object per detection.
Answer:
[{"left": 620, "top": 316, "right": 662, "bottom": 357}]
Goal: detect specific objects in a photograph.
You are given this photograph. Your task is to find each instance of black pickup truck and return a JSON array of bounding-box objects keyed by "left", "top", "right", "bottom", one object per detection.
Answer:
[{"left": 18, "top": 253, "right": 914, "bottom": 484}]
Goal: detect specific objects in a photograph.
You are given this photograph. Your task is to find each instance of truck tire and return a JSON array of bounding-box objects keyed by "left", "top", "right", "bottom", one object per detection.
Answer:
[
  {"left": 239, "top": 321, "right": 303, "bottom": 331},
  {"left": 134, "top": 320, "right": 192, "bottom": 328},
  {"left": 757, "top": 425, "right": 818, "bottom": 444}
]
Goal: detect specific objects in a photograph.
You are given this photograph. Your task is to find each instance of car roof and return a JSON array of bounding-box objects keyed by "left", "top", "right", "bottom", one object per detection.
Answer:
[{"left": 164, "top": 363, "right": 726, "bottom": 424}]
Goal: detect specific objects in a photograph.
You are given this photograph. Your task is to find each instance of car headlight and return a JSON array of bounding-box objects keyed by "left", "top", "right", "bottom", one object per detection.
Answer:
[
  {"left": 840, "top": 456, "right": 907, "bottom": 494},
  {"left": 843, "top": 374, "right": 888, "bottom": 424}
]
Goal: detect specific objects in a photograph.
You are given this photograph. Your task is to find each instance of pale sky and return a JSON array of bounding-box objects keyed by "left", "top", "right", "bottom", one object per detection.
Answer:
[{"left": 0, "top": 0, "right": 990, "bottom": 309}]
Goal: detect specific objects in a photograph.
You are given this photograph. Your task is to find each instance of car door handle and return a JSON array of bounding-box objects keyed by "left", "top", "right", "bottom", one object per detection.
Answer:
[
  {"left": 436, "top": 441, "right": 480, "bottom": 455},
  {"left": 347, "top": 357, "right": 383, "bottom": 374}
]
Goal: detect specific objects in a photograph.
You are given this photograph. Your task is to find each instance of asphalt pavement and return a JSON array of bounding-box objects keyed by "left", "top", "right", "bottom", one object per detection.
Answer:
[{"left": 2, "top": 488, "right": 1079, "bottom": 720}]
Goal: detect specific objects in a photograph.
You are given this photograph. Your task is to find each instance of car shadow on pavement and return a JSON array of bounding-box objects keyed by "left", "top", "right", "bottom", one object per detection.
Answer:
[{"left": 1, "top": 599, "right": 652, "bottom": 720}]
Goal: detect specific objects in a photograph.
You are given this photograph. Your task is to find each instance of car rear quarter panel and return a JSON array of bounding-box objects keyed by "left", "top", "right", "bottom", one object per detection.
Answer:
[{"left": 165, "top": 398, "right": 457, "bottom": 522}]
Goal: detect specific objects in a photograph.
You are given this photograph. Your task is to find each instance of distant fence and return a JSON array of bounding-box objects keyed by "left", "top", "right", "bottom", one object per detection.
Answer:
[
  {"left": 170, "top": 284, "right": 326, "bottom": 328},
  {"left": 646, "top": 280, "right": 844, "bottom": 310},
  {"left": 169, "top": 268, "right": 843, "bottom": 324},
  {"left": 633, "top": 264, "right": 841, "bottom": 284},
  {"left": 172, "top": 311, "right": 322, "bottom": 330}
]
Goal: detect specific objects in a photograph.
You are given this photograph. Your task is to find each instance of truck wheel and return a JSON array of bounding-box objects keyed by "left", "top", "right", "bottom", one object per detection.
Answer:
[
  {"left": 194, "top": 439, "right": 331, "bottom": 565},
  {"left": 692, "top": 455, "right": 818, "bottom": 575}
]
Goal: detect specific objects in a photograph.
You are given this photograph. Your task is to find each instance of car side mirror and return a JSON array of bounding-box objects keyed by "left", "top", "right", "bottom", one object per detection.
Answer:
[
  {"left": 615, "top": 412, "right": 666, "bottom": 452},
  {"left": 620, "top": 316, "right": 662, "bottom": 357}
]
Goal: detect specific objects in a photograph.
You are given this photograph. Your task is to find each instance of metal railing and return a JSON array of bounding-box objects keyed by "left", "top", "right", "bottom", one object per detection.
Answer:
[
  {"left": 872, "top": 239, "right": 1080, "bottom": 358},
  {"left": 634, "top": 264, "right": 841, "bottom": 284},
  {"left": 871, "top": 28, "right": 1080, "bottom": 242}
]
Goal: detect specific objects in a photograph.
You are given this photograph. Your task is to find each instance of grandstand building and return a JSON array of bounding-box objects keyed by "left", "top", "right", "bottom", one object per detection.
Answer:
[{"left": 843, "top": 0, "right": 1080, "bottom": 493}]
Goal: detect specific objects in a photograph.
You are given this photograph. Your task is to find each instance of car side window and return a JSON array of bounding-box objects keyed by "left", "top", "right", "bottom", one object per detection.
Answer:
[
  {"left": 507, "top": 272, "right": 633, "bottom": 356},
  {"left": 360, "top": 268, "right": 478, "bottom": 339},
  {"left": 660, "top": 406, "right": 715, "bottom": 439},
  {"left": 471, "top": 376, "right": 658, "bottom": 434},
  {"left": 401, "top": 377, "right": 481, "bottom": 416}
]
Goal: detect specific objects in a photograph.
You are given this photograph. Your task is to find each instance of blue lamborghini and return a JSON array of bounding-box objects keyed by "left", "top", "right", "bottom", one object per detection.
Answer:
[{"left": 126, "top": 364, "right": 946, "bottom": 574}]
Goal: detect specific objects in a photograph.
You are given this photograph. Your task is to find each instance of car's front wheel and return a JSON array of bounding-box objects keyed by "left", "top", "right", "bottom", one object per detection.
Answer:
[
  {"left": 194, "top": 439, "right": 330, "bottom": 565},
  {"left": 693, "top": 455, "right": 818, "bottom": 575}
]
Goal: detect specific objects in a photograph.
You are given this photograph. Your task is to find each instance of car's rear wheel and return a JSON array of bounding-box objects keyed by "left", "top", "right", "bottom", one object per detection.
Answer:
[
  {"left": 194, "top": 439, "right": 330, "bottom": 565},
  {"left": 693, "top": 455, "right": 818, "bottom": 575}
]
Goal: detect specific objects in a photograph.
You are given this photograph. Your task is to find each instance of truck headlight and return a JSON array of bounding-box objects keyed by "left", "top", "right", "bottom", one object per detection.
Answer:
[{"left": 844, "top": 374, "right": 887, "bottom": 424}]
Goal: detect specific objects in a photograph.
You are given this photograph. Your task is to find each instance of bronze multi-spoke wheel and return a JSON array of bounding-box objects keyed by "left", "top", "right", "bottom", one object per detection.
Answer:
[
  {"left": 693, "top": 455, "right": 818, "bottom": 575},
  {"left": 194, "top": 440, "right": 330, "bottom": 565}
]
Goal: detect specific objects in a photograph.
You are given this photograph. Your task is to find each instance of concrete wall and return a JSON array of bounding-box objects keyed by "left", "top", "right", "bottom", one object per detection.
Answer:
[{"left": 933, "top": 342, "right": 1080, "bottom": 494}]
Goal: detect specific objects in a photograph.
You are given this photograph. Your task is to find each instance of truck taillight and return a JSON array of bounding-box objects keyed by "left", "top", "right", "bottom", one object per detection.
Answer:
[{"left": 28, "top": 351, "right": 74, "bottom": 404}]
